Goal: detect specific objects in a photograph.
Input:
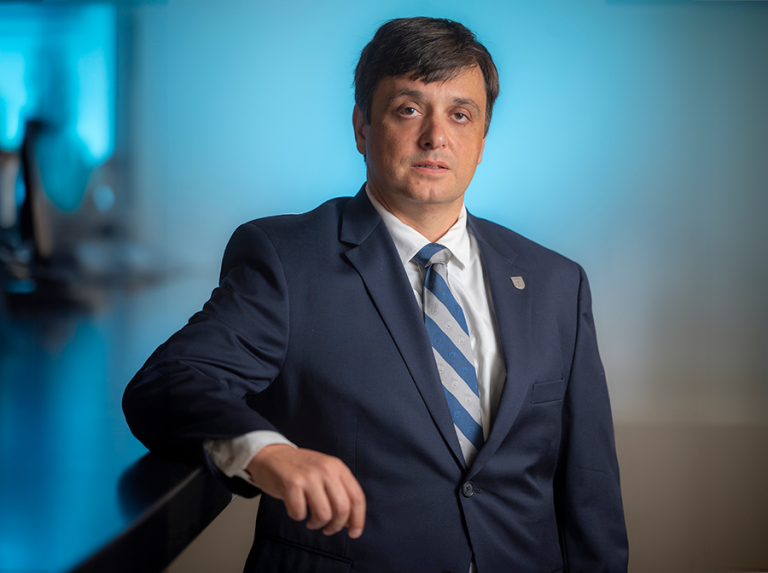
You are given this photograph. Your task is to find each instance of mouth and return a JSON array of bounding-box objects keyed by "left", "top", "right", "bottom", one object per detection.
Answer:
[{"left": 413, "top": 161, "right": 449, "bottom": 171}]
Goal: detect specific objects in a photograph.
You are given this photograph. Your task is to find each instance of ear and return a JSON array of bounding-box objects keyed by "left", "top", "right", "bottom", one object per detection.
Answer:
[
  {"left": 477, "top": 136, "right": 486, "bottom": 165},
  {"left": 352, "top": 106, "right": 368, "bottom": 156}
]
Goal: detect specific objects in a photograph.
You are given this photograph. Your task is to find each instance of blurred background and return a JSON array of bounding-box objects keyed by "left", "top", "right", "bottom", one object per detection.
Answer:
[{"left": 1, "top": 0, "right": 766, "bottom": 572}]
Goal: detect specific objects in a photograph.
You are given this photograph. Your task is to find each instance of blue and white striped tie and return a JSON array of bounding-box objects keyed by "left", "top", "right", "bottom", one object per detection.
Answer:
[{"left": 415, "top": 243, "right": 483, "bottom": 465}]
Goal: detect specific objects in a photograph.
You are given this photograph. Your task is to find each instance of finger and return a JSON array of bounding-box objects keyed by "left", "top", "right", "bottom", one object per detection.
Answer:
[
  {"left": 303, "top": 477, "right": 334, "bottom": 530},
  {"left": 281, "top": 478, "right": 309, "bottom": 522},
  {"left": 341, "top": 470, "right": 366, "bottom": 538},
  {"left": 321, "top": 475, "right": 352, "bottom": 536}
]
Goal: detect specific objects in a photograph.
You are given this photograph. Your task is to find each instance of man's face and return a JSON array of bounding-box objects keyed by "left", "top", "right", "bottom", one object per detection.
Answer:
[{"left": 353, "top": 66, "right": 487, "bottom": 223}]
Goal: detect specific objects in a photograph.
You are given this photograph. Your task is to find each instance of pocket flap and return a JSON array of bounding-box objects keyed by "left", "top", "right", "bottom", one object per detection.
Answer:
[
  {"left": 531, "top": 379, "right": 566, "bottom": 404},
  {"left": 247, "top": 537, "right": 351, "bottom": 573}
]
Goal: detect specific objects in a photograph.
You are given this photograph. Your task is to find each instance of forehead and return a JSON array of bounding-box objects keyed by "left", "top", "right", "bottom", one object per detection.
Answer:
[{"left": 373, "top": 66, "right": 487, "bottom": 109}]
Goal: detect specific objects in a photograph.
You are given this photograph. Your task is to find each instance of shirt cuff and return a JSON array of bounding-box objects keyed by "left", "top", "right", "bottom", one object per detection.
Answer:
[{"left": 204, "top": 431, "right": 296, "bottom": 486}]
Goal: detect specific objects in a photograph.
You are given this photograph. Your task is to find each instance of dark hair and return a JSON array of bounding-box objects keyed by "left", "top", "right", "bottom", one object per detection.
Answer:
[{"left": 354, "top": 17, "right": 500, "bottom": 136}]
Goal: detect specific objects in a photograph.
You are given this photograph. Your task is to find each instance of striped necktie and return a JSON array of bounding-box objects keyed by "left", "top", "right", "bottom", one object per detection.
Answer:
[{"left": 414, "top": 243, "right": 483, "bottom": 465}]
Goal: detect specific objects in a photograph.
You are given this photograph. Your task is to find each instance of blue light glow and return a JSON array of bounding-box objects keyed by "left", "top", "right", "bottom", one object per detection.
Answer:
[
  {"left": 0, "top": 3, "right": 115, "bottom": 209},
  {"left": 0, "top": 52, "right": 27, "bottom": 150}
]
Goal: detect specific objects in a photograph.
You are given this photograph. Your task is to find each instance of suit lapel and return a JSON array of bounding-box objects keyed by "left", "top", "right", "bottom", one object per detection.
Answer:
[
  {"left": 341, "top": 189, "right": 466, "bottom": 468},
  {"left": 466, "top": 216, "right": 534, "bottom": 478}
]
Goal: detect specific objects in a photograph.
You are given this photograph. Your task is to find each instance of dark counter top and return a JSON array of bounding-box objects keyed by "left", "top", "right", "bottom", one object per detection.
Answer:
[{"left": 0, "top": 275, "right": 231, "bottom": 572}]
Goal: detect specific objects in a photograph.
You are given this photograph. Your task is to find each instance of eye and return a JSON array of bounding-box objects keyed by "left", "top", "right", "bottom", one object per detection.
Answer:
[
  {"left": 453, "top": 112, "right": 470, "bottom": 123},
  {"left": 399, "top": 106, "right": 419, "bottom": 117}
]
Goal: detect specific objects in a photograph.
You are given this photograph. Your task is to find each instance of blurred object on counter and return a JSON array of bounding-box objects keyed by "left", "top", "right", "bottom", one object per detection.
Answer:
[{"left": 0, "top": 3, "right": 167, "bottom": 310}]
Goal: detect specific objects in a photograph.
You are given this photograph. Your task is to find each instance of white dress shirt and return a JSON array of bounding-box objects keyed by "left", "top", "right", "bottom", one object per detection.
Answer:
[
  {"left": 205, "top": 187, "right": 506, "bottom": 486},
  {"left": 366, "top": 187, "right": 506, "bottom": 440}
]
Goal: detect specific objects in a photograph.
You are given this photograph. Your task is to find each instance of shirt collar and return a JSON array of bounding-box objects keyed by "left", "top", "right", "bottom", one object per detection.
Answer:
[{"left": 365, "top": 184, "right": 470, "bottom": 270}]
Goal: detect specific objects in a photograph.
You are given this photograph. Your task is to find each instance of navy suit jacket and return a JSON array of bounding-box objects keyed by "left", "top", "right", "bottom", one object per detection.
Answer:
[{"left": 124, "top": 187, "right": 628, "bottom": 573}]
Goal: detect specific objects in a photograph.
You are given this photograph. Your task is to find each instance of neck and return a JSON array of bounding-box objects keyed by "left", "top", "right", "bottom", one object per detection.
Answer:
[{"left": 369, "top": 188, "right": 463, "bottom": 243}]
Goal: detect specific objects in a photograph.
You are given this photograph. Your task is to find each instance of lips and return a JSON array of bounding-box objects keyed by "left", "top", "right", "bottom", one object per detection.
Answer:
[{"left": 413, "top": 161, "right": 449, "bottom": 170}]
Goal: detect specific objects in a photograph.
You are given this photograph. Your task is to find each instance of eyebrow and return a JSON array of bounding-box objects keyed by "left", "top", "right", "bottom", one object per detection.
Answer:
[
  {"left": 387, "top": 89, "right": 482, "bottom": 115},
  {"left": 451, "top": 97, "right": 482, "bottom": 115}
]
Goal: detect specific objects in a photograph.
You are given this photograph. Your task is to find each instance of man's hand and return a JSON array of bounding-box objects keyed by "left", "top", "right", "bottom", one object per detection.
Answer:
[{"left": 246, "top": 444, "right": 366, "bottom": 538}]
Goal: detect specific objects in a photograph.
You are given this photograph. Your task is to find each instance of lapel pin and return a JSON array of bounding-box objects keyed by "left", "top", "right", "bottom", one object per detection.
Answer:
[{"left": 510, "top": 276, "right": 525, "bottom": 290}]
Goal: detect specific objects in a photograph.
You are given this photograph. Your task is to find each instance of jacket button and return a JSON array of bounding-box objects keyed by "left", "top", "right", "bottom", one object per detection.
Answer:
[{"left": 461, "top": 481, "right": 475, "bottom": 497}]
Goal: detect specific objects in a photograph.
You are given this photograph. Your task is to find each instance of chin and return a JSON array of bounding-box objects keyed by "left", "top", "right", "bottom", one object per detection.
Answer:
[{"left": 411, "top": 184, "right": 462, "bottom": 204}]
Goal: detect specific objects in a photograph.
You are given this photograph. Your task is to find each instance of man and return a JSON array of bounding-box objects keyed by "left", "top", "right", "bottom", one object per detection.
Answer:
[{"left": 124, "top": 17, "right": 628, "bottom": 573}]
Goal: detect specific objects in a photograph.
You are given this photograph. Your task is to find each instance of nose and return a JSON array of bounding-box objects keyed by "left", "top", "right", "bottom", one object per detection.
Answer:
[{"left": 419, "top": 115, "right": 446, "bottom": 150}]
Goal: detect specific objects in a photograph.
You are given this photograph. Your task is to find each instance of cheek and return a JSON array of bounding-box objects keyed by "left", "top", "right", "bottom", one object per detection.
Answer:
[
  {"left": 375, "top": 136, "right": 407, "bottom": 167},
  {"left": 460, "top": 139, "right": 485, "bottom": 169},
  {"left": 366, "top": 140, "right": 397, "bottom": 179},
  {"left": 380, "top": 122, "right": 415, "bottom": 151}
]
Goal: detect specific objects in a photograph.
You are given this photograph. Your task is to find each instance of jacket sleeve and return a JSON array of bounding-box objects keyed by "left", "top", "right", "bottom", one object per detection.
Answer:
[
  {"left": 554, "top": 266, "right": 629, "bottom": 572},
  {"left": 122, "top": 222, "right": 289, "bottom": 497}
]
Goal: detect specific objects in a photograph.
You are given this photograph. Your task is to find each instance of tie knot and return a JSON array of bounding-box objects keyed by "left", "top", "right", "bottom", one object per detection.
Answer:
[{"left": 414, "top": 243, "right": 451, "bottom": 269}]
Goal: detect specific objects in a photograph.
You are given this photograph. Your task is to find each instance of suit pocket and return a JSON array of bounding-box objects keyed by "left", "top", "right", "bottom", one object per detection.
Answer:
[
  {"left": 245, "top": 536, "right": 351, "bottom": 573},
  {"left": 531, "top": 378, "right": 566, "bottom": 404}
]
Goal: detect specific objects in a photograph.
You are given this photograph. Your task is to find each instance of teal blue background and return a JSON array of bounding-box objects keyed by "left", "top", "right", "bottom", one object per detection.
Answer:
[
  {"left": 125, "top": 0, "right": 768, "bottom": 421},
  {"left": 128, "top": 15, "right": 768, "bottom": 568},
  {"left": 138, "top": 1, "right": 767, "bottom": 262}
]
